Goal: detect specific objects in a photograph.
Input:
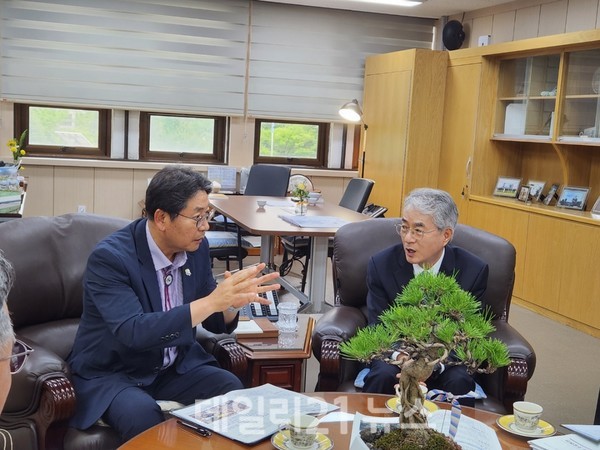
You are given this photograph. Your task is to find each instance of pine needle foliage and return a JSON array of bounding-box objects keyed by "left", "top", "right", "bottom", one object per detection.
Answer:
[{"left": 339, "top": 271, "right": 510, "bottom": 374}]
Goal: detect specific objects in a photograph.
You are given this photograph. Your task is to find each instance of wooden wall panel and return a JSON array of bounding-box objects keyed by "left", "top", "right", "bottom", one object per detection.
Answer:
[
  {"left": 94, "top": 168, "right": 134, "bottom": 219},
  {"left": 21, "top": 165, "right": 54, "bottom": 218},
  {"left": 53, "top": 167, "right": 94, "bottom": 216}
]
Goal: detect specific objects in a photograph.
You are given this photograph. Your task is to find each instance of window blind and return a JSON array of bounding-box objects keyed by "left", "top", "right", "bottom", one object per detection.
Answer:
[
  {"left": 0, "top": 0, "right": 434, "bottom": 121},
  {"left": 247, "top": 2, "right": 434, "bottom": 121},
  {"left": 0, "top": 0, "right": 249, "bottom": 114}
]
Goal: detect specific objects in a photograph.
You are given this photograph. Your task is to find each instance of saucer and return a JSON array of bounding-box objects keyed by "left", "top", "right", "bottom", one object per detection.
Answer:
[
  {"left": 271, "top": 430, "right": 333, "bottom": 450},
  {"left": 385, "top": 397, "right": 439, "bottom": 414},
  {"left": 496, "top": 415, "right": 556, "bottom": 438}
]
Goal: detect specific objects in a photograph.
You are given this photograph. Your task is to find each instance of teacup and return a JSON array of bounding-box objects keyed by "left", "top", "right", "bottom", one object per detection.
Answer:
[
  {"left": 280, "top": 414, "right": 318, "bottom": 449},
  {"left": 513, "top": 401, "right": 543, "bottom": 431},
  {"left": 257, "top": 200, "right": 267, "bottom": 208},
  {"left": 307, "top": 192, "right": 321, "bottom": 205}
]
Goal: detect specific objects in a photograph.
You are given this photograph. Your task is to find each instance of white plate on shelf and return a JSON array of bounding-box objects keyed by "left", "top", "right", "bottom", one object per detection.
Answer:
[{"left": 496, "top": 415, "right": 556, "bottom": 438}]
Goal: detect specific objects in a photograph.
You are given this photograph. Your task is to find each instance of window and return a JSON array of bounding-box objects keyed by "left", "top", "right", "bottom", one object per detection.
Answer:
[
  {"left": 14, "top": 104, "right": 111, "bottom": 158},
  {"left": 253, "top": 119, "right": 328, "bottom": 167},
  {"left": 139, "top": 113, "right": 226, "bottom": 163}
]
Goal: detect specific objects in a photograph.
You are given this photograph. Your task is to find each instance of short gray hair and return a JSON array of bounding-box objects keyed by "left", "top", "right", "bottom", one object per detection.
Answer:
[
  {"left": 0, "top": 252, "right": 15, "bottom": 349},
  {"left": 403, "top": 188, "right": 458, "bottom": 231}
]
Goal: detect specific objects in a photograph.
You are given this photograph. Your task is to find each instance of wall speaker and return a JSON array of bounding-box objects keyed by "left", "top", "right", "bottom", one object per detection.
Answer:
[{"left": 442, "top": 20, "right": 465, "bottom": 50}]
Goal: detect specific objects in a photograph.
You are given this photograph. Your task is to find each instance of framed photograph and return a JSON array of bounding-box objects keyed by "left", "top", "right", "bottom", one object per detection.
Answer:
[
  {"left": 556, "top": 186, "right": 590, "bottom": 210},
  {"left": 493, "top": 176, "right": 521, "bottom": 198},
  {"left": 527, "top": 180, "right": 546, "bottom": 201},
  {"left": 591, "top": 196, "right": 600, "bottom": 215},
  {"left": 543, "top": 183, "right": 560, "bottom": 206},
  {"left": 518, "top": 185, "right": 531, "bottom": 202}
]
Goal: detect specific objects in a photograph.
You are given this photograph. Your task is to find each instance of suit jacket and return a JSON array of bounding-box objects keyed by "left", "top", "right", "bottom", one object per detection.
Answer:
[
  {"left": 68, "top": 218, "right": 236, "bottom": 429},
  {"left": 367, "top": 243, "right": 489, "bottom": 326}
]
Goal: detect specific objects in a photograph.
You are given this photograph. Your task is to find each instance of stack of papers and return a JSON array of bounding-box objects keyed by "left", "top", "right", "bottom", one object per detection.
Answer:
[
  {"left": 562, "top": 424, "right": 600, "bottom": 443},
  {"left": 529, "top": 433, "right": 600, "bottom": 450},
  {"left": 278, "top": 214, "right": 349, "bottom": 228},
  {"left": 0, "top": 191, "right": 21, "bottom": 214}
]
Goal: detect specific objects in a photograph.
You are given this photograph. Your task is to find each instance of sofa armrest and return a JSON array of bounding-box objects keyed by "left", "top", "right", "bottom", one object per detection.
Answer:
[
  {"left": 196, "top": 328, "right": 248, "bottom": 384},
  {"left": 311, "top": 306, "right": 367, "bottom": 392},
  {"left": 480, "top": 321, "right": 536, "bottom": 411},
  {"left": 1, "top": 337, "right": 75, "bottom": 450}
]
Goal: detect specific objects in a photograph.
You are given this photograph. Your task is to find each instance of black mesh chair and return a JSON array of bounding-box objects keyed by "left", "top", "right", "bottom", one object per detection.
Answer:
[
  {"left": 208, "top": 164, "right": 291, "bottom": 270},
  {"left": 279, "top": 178, "right": 374, "bottom": 291}
]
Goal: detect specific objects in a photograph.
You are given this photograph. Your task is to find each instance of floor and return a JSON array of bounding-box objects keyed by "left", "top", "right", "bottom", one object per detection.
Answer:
[{"left": 211, "top": 252, "right": 600, "bottom": 432}]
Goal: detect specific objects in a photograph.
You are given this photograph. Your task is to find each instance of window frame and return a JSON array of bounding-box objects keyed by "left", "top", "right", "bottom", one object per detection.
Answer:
[
  {"left": 139, "top": 112, "right": 227, "bottom": 163},
  {"left": 14, "top": 103, "right": 112, "bottom": 159},
  {"left": 253, "top": 119, "right": 329, "bottom": 168}
]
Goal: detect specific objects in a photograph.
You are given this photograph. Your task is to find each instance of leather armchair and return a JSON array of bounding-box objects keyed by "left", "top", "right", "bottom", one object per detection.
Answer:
[
  {"left": 312, "top": 218, "right": 536, "bottom": 414},
  {"left": 0, "top": 213, "right": 249, "bottom": 450}
]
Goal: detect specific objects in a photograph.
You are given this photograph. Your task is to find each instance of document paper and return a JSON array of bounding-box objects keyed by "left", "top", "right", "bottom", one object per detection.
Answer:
[{"left": 171, "top": 384, "right": 338, "bottom": 444}]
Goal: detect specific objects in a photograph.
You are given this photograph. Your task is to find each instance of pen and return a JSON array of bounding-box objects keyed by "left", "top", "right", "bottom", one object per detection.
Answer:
[{"left": 177, "top": 420, "right": 212, "bottom": 437}]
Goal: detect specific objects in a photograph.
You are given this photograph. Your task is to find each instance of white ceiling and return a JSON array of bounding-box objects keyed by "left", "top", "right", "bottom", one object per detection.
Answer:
[{"left": 258, "top": 0, "right": 515, "bottom": 19}]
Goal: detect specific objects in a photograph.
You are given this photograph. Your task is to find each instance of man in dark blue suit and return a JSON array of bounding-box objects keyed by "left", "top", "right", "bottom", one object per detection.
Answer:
[
  {"left": 68, "top": 166, "right": 279, "bottom": 442},
  {"left": 363, "top": 188, "right": 488, "bottom": 401}
]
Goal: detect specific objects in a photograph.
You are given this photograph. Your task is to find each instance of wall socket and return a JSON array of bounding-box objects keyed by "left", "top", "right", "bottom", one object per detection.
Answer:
[
  {"left": 77, "top": 205, "right": 87, "bottom": 213},
  {"left": 478, "top": 35, "right": 491, "bottom": 46}
]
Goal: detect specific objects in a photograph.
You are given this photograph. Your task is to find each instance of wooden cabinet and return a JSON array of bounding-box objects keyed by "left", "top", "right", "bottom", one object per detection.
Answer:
[
  {"left": 444, "top": 30, "right": 600, "bottom": 337},
  {"left": 361, "top": 49, "right": 448, "bottom": 217}
]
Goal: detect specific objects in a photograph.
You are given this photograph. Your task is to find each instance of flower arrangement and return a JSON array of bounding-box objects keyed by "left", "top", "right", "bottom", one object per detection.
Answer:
[
  {"left": 7, "top": 130, "right": 27, "bottom": 168},
  {"left": 291, "top": 182, "right": 310, "bottom": 202}
]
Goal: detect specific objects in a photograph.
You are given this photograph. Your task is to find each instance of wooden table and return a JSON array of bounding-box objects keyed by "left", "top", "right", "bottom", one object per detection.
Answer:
[
  {"left": 209, "top": 195, "right": 370, "bottom": 312},
  {"left": 119, "top": 392, "right": 531, "bottom": 449},
  {"left": 237, "top": 315, "right": 314, "bottom": 391}
]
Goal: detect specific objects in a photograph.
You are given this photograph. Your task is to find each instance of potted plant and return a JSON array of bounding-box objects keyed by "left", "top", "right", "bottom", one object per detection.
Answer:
[{"left": 340, "top": 271, "right": 511, "bottom": 450}]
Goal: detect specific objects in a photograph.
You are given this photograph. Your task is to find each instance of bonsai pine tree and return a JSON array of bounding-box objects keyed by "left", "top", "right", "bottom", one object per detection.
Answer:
[{"left": 340, "top": 272, "right": 510, "bottom": 447}]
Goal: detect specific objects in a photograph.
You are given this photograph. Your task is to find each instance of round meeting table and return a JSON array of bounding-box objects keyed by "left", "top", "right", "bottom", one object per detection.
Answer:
[{"left": 118, "top": 392, "right": 532, "bottom": 449}]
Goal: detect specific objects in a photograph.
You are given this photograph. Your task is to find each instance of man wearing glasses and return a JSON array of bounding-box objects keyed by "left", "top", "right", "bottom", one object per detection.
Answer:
[
  {"left": 68, "top": 166, "right": 279, "bottom": 442},
  {"left": 362, "top": 188, "right": 489, "bottom": 403},
  {"left": 1, "top": 252, "right": 33, "bottom": 449}
]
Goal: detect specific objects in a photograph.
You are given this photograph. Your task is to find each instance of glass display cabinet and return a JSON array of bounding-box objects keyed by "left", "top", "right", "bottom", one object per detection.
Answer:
[
  {"left": 494, "top": 54, "right": 560, "bottom": 139},
  {"left": 559, "top": 48, "right": 600, "bottom": 143}
]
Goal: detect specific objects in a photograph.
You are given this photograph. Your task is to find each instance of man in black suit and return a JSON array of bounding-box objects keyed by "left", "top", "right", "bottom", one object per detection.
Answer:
[{"left": 363, "top": 188, "right": 489, "bottom": 401}]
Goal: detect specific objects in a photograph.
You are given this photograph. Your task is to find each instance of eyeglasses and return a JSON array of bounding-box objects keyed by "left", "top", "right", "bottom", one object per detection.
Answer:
[
  {"left": 395, "top": 223, "right": 438, "bottom": 240},
  {"left": 177, "top": 210, "right": 215, "bottom": 229},
  {"left": 1, "top": 339, "right": 34, "bottom": 374}
]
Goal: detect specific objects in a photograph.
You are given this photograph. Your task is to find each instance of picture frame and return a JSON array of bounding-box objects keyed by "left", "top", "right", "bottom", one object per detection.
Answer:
[
  {"left": 527, "top": 180, "right": 546, "bottom": 201},
  {"left": 517, "top": 185, "right": 531, "bottom": 202},
  {"left": 542, "top": 183, "right": 560, "bottom": 206},
  {"left": 591, "top": 196, "right": 600, "bottom": 215},
  {"left": 556, "top": 186, "right": 590, "bottom": 210},
  {"left": 493, "top": 176, "right": 521, "bottom": 198}
]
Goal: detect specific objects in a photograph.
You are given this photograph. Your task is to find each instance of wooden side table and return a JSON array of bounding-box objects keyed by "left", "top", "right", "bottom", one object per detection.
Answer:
[{"left": 236, "top": 315, "right": 314, "bottom": 392}]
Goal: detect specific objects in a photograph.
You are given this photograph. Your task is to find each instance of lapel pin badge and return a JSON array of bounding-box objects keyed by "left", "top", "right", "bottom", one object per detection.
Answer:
[{"left": 184, "top": 268, "right": 191, "bottom": 276}]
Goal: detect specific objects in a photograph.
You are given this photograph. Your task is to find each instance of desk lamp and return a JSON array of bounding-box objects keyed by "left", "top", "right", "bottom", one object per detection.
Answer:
[{"left": 339, "top": 99, "right": 368, "bottom": 177}]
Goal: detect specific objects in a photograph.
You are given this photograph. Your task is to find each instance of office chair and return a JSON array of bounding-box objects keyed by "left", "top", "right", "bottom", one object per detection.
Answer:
[
  {"left": 244, "top": 164, "right": 291, "bottom": 196},
  {"left": 208, "top": 164, "right": 291, "bottom": 270},
  {"left": 279, "top": 178, "right": 374, "bottom": 291}
]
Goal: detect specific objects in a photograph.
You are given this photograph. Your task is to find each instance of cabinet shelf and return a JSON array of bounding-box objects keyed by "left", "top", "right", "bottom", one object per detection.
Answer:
[
  {"left": 492, "top": 134, "right": 552, "bottom": 142},
  {"left": 469, "top": 194, "right": 600, "bottom": 226}
]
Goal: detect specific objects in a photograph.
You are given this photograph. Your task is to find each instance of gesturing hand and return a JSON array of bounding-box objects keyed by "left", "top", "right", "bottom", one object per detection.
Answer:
[{"left": 217, "top": 262, "right": 280, "bottom": 311}]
